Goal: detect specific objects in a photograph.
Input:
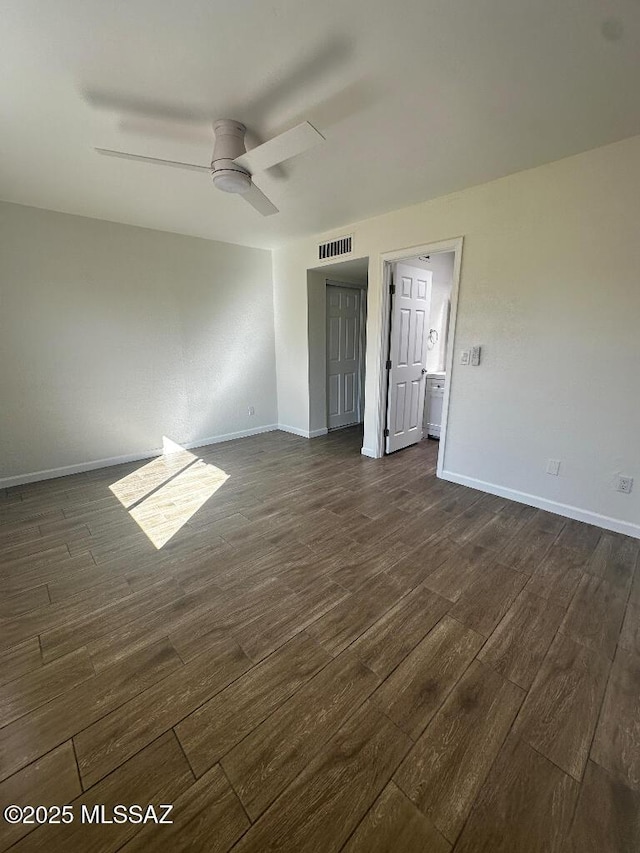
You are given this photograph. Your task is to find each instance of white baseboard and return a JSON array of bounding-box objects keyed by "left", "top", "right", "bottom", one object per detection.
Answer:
[
  {"left": 276, "top": 424, "right": 328, "bottom": 439},
  {"left": 184, "top": 424, "right": 278, "bottom": 451},
  {"left": 0, "top": 424, "right": 279, "bottom": 489},
  {"left": 440, "top": 469, "right": 640, "bottom": 540},
  {"left": 309, "top": 427, "right": 329, "bottom": 438},
  {"left": 276, "top": 424, "right": 311, "bottom": 438},
  {"left": 360, "top": 447, "right": 378, "bottom": 459}
]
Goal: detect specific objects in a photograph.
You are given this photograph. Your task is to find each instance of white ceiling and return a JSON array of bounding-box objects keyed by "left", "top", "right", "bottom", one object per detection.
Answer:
[{"left": 2, "top": 1, "right": 640, "bottom": 250}]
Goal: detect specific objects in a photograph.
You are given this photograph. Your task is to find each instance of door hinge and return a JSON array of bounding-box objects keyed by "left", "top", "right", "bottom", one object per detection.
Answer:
[
  {"left": 389, "top": 283, "right": 396, "bottom": 295},
  {"left": 385, "top": 359, "right": 392, "bottom": 370},
  {"left": 384, "top": 428, "right": 390, "bottom": 437}
]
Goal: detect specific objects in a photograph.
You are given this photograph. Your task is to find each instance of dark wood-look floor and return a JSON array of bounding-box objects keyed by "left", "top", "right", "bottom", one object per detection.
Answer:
[{"left": 1, "top": 427, "right": 639, "bottom": 852}]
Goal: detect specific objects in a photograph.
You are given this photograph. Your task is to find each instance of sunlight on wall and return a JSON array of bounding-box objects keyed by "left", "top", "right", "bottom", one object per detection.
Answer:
[{"left": 109, "top": 437, "right": 229, "bottom": 548}]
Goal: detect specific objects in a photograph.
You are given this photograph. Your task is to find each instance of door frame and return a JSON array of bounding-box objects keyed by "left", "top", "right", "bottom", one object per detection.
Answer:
[
  {"left": 373, "top": 237, "right": 464, "bottom": 476},
  {"left": 326, "top": 280, "right": 367, "bottom": 428}
]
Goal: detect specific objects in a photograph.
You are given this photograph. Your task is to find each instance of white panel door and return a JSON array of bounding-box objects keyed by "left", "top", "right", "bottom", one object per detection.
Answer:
[
  {"left": 326, "top": 285, "right": 361, "bottom": 430},
  {"left": 385, "top": 263, "right": 432, "bottom": 453}
]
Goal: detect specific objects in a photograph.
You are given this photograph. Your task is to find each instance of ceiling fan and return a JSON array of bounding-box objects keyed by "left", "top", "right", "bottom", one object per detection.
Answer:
[{"left": 95, "top": 119, "right": 325, "bottom": 216}]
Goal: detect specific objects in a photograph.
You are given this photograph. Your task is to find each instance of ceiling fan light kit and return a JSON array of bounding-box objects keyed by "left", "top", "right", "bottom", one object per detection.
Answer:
[
  {"left": 211, "top": 170, "right": 252, "bottom": 194},
  {"left": 95, "top": 118, "right": 325, "bottom": 216}
]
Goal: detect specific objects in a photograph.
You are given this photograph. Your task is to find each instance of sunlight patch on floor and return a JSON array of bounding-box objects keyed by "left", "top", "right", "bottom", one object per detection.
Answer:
[{"left": 109, "top": 437, "right": 229, "bottom": 548}]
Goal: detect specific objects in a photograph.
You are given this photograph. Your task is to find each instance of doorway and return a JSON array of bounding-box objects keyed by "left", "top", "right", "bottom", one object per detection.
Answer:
[
  {"left": 326, "top": 284, "right": 364, "bottom": 430},
  {"left": 374, "top": 238, "right": 463, "bottom": 473},
  {"left": 306, "top": 256, "right": 369, "bottom": 439},
  {"left": 384, "top": 261, "right": 433, "bottom": 452}
]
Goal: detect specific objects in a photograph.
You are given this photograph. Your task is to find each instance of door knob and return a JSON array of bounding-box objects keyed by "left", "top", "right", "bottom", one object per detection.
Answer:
[{"left": 421, "top": 368, "right": 427, "bottom": 375}]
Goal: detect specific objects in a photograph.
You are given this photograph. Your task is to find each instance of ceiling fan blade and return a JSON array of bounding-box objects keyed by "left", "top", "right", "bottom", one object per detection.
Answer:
[
  {"left": 234, "top": 121, "right": 324, "bottom": 173},
  {"left": 241, "top": 182, "right": 279, "bottom": 216},
  {"left": 94, "top": 148, "right": 211, "bottom": 173}
]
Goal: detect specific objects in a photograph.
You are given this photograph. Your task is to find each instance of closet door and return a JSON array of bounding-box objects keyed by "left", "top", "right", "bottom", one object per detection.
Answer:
[{"left": 327, "top": 285, "right": 361, "bottom": 429}]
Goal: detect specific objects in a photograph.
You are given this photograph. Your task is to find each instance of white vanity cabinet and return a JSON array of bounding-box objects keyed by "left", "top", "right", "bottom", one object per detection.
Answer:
[{"left": 424, "top": 372, "right": 446, "bottom": 439}]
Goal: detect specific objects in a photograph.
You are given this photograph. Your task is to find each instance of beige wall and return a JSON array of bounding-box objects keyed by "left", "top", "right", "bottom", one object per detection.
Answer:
[
  {"left": 3, "top": 133, "right": 639, "bottom": 534},
  {"left": 0, "top": 201, "right": 277, "bottom": 484},
  {"left": 273, "top": 135, "right": 640, "bottom": 536}
]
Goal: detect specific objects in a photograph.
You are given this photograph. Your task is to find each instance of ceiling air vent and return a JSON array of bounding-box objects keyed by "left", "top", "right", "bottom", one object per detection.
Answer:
[{"left": 318, "top": 234, "right": 353, "bottom": 261}]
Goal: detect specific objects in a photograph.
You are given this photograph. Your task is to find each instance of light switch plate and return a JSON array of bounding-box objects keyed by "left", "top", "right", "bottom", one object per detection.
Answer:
[
  {"left": 460, "top": 350, "right": 470, "bottom": 365},
  {"left": 546, "top": 459, "right": 561, "bottom": 476}
]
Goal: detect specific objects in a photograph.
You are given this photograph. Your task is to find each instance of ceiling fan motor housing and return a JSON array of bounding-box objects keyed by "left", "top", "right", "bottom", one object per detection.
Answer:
[{"left": 211, "top": 120, "right": 251, "bottom": 193}]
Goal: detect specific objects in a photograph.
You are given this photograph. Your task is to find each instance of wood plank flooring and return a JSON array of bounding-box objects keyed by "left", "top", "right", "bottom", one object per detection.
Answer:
[{"left": 1, "top": 427, "right": 638, "bottom": 852}]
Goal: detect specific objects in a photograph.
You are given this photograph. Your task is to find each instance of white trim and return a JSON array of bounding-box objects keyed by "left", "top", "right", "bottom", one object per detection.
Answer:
[
  {"left": 374, "top": 260, "right": 392, "bottom": 457},
  {"left": 185, "top": 424, "right": 279, "bottom": 450},
  {"left": 435, "top": 239, "right": 464, "bottom": 479},
  {"left": 309, "top": 427, "right": 329, "bottom": 438},
  {"left": 1, "top": 451, "right": 163, "bottom": 489},
  {"left": 374, "top": 237, "right": 464, "bottom": 462},
  {"left": 360, "top": 446, "right": 377, "bottom": 458},
  {"left": 0, "top": 424, "right": 279, "bottom": 489},
  {"left": 441, "top": 469, "right": 640, "bottom": 540},
  {"left": 277, "top": 423, "right": 310, "bottom": 438},
  {"left": 358, "top": 282, "right": 367, "bottom": 426},
  {"left": 276, "top": 423, "right": 327, "bottom": 439}
]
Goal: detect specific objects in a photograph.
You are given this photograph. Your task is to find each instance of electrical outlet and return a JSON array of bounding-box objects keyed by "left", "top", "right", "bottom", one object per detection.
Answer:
[
  {"left": 471, "top": 345, "right": 482, "bottom": 366},
  {"left": 546, "top": 459, "right": 561, "bottom": 476},
  {"left": 617, "top": 475, "right": 634, "bottom": 494},
  {"left": 248, "top": 406, "right": 255, "bottom": 416},
  {"left": 460, "top": 350, "right": 470, "bottom": 365}
]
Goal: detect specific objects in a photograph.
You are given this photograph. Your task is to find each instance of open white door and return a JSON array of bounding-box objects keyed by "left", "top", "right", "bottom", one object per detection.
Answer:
[
  {"left": 385, "top": 263, "right": 432, "bottom": 453},
  {"left": 327, "top": 285, "right": 362, "bottom": 429}
]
